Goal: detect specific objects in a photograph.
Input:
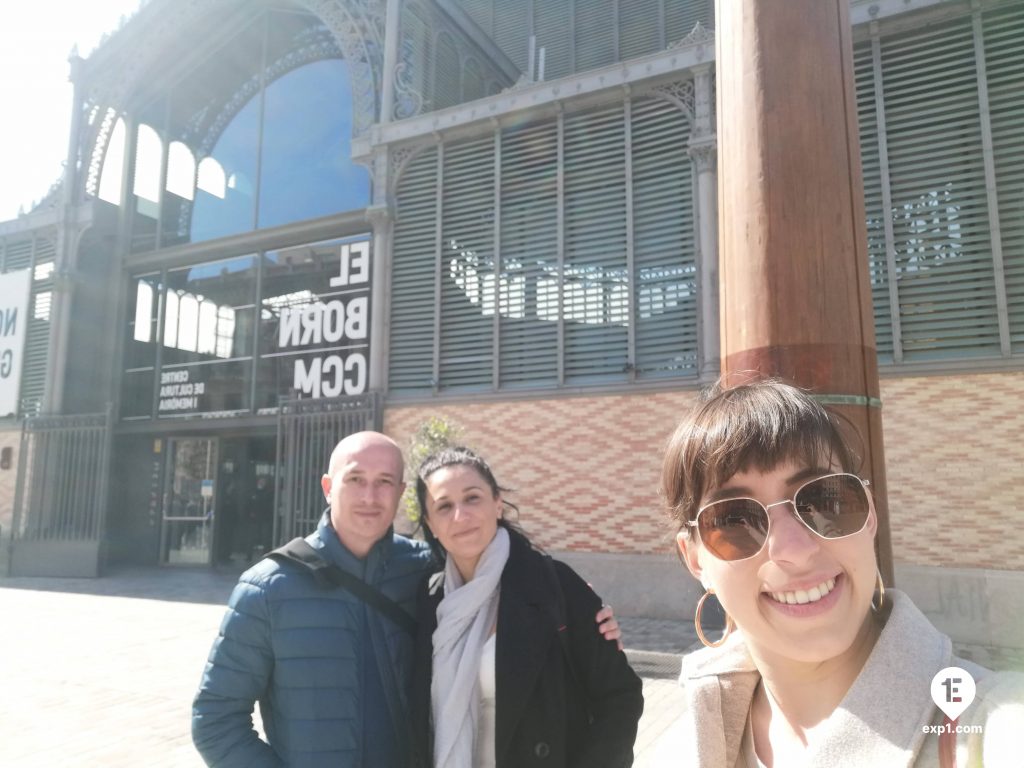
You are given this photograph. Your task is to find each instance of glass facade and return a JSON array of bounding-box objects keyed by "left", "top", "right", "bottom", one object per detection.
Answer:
[
  {"left": 100, "top": 0, "right": 1024, "bottom": 421},
  {"left": 107, "top": 8, "right": 369, "bottom": 252},
  {"left": 121, "top": 236, "right": 372, "bottom": 420}
]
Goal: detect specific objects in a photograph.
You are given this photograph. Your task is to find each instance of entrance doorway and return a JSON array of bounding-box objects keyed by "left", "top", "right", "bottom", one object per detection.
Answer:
[
  {"left": 158, "top": 435, "right": 276, "bottom": 566},
  {"left": 160, "top": 438, "right": 217, "bottom": 565},
  {"left": 213, "top": 436, "right": 277, "bottom": 566}
]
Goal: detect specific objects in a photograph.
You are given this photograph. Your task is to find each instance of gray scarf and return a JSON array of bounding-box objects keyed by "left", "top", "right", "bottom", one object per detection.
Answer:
[{"left": 431, "top": 526, "right": 511, "bottom": 768}]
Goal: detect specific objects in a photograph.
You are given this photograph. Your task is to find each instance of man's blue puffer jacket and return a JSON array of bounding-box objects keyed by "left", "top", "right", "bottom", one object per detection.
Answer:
[{"left": 192, "top": 512, "right": 433, "bottom": 767}]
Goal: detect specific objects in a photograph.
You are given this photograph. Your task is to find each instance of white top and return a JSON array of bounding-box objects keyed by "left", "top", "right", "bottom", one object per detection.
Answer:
[
  {"left": 739, "top": 709, "right": 766, "bottom": 768},
  {"left": 475, "top": 633, "right": 497, "bottom": 768}
]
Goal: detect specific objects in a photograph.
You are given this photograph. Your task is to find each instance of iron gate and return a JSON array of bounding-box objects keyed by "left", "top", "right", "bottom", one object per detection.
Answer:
[
  {"left": 7, "top": 408, "right": 112, "bottom": 577},
  {"left": 274, "top": 393, "right": 381, "bottom": 545}
]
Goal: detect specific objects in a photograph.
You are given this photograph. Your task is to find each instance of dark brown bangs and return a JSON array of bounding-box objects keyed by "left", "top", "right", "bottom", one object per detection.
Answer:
[{"left": 662, "top": 380, "right": 857, "bottom": 531}]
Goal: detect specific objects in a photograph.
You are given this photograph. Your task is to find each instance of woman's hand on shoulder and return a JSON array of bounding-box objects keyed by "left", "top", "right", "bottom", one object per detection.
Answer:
[{"left": 595, "top": 604, "right": 624, "bottom": 651}]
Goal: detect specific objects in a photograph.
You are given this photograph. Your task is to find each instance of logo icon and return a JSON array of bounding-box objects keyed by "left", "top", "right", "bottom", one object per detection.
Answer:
[{"left": 930, "top": 666, "right": 976, "bottom": 721}]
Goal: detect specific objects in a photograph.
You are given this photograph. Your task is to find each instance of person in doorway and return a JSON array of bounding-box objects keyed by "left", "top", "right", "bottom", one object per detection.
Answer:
[
  {"left": 191, "top": 431, "right": 621, "bottom": 768},
  {"left": 246, "top": 475, "right": 274, "bottom": 561},
  {"left": 412, "top": 446, "right": 644, "bottom": 768},
  {"left": 662, "top": 379, "right": 1023, "bottom": 767}
]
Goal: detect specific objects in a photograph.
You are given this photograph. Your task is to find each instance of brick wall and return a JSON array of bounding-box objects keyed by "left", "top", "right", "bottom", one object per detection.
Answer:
[
  {"left": 385, "top": 391, "right": 697, "bottom": 555},
  {"left": 881, "top": 372, "right": 1024, "bottom": 571},
  {"left": 385, "top": 370, "right": 1024, "bottom": 570}
]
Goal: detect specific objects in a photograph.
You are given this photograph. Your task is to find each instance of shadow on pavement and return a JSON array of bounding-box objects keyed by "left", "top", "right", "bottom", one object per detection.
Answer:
[{"left": 0, "top": 565, "right": 245, "bottom": 606}]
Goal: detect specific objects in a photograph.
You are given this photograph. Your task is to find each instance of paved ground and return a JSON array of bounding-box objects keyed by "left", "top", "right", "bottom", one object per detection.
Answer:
[{"left": 0, "top": 567, "right": 689, "bottom": 767}]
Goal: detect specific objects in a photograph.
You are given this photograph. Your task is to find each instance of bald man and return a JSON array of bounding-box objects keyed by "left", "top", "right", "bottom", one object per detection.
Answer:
[
  {"left": 193, "top": 432, "right": 433, "bottom": 768},
  {"left": 192, "top": 432, "right": 619, "bottom": 768}
]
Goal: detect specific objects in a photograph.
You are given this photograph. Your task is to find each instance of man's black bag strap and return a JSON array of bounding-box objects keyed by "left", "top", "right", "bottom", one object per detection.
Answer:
[{"left": 266, "top": 537, "right": 416, "bottom": 636}]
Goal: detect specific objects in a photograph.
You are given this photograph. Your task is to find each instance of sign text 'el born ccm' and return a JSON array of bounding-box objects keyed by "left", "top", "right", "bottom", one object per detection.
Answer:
[{"left": 277, "top": 238, "right": 371, "bottom": 398}]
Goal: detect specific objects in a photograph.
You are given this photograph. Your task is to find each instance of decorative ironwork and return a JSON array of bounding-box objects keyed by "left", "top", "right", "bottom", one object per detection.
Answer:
[
  {"left": 79, "top": 0, "right": 387, "bottom": 204},
  {"left": 389, "top": 142, "right": 432, "bottom": 197},
  {"left": 304, "top": 0, "right": 385, "bottom": 135},
  {"left": 193, "top": 37, "right": 342, "bottom": 155},
  {"left": 649, "top": 80, "right": 696, "bottom": 121},
  {"left": 84, "top": 106, "right": 116, "bottom": 199},
  {"left": 502, "top": 73, "right": 534, "bottom": 93},
  {"left": 393, "top": 60, "right": 425, "bottom": 119},
  {"left": 670, "top": 21, "right": 714, "bottom": 49}
]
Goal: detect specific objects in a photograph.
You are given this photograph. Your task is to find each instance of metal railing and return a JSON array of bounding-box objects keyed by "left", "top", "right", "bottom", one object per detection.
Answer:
[
  {"left": 274, "top": 393, "right": 380, "bottom": 545},
  {"left": 10, "top": 407, "right": 112, "bottom": 545}
]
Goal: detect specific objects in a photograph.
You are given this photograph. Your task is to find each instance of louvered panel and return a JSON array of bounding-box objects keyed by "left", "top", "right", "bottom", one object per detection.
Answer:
[
  {"left": 631, "top": 97, "right": 697, "bottom": 378},
  {"left": 433, "top": 32, "right": 462, "bottom": 110},
  {"left": 389, "top": 148, "right": 438, "bottom": 393},
  {"left": 499, "top": 121, "right": 559, "bottom": 387},
  {"left": 3, "top": 239, "right": 33, "bottom": 270},
  {"left": 33, "top": 237, "right": 56, "bottom": 263},
  {"left": 494, "top": 0, "right": 529, "bottom": 72},
  {"left": 984, "top": 3, "right": 1024, "bottom": 349},
  {"left": 21, "top": 238, "right": 57, "bottom": 415},
  {"left": 620, "top": 0, "right": 662, "bottom": 60},
  {"left": 880, "top": 17, "right": 1000, "bottom": 360},
  {"left": 563, "top": 104, "right": 628, "bottom": 382},
  {"left": 440, "top": 136, "right": 494, "bottom": 390},
  {"left": 665, "top": 0, "right": 713, "bottom": 43},
  {"left": 576, "top": 0, "right": 616, "bottom": 71},
  {"left": 534, "top": 0, "right": 571, "bottom": 80},
  {"left": 853, "top": 39, "right": 894, "bottom": 362},
  {"left": 456, "top": 0, "right": 493, "bottom": 38}
]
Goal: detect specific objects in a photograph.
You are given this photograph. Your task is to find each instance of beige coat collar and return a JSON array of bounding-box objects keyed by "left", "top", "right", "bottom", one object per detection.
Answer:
[{"left": 679, "top": 590, "right": 954, "bottom": 767}]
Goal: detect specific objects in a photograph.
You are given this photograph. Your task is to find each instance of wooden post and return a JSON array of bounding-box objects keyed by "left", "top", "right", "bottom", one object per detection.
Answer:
[{"left": 715, "top": 0, "right": 893, "bottom": 583}]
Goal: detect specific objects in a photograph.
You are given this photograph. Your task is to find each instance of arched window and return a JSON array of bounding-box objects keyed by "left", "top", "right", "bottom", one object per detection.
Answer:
[
  {"left": 197, "top": 300, "right": 218, "bottom": 355},
  {"left": 184, "top": 11, "right": 368, "bottom": 244},
  {"left": 163, "top": 290, "right": 180, "bottom": 349},
  {"left": 166, "top": 141, "right": 196, "bottom": 201},
  {"left": 215, "top": 305, "right": 236, "bottom": 359},
  {"left": 133, "top": 124, "right": 163, "bottom": 207},
  {"left": 177, "top": 293, "right": 199, "bottom": 353},
  {"left": 196, "top": 158, "right": 226, "bottom": 199},
  {"left": 98, "top": 117, "right": 126, "bottom": 205},
  {"left": 97, "top": 9, "right": 369, "bottom": 251},
  {"left": 133, "top": 280, "right": 153, "bottom": 343}
]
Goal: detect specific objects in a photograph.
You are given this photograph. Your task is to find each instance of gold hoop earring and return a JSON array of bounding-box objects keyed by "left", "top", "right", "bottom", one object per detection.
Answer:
[
  {"left": 695, "top": 588, "right": 734, "bottom": 648},
  {"left": 871, "top": 570, "right": 886, "bottom": 612}
]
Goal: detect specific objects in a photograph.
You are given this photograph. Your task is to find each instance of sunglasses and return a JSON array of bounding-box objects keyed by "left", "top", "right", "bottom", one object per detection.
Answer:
[{"left": 685, "top": 473, "right": 872, "bottom": 562}]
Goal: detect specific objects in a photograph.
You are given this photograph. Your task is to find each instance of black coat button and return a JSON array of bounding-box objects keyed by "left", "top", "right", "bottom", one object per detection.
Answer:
[{"left": 534, "top": 741, "right": 550, "bottom": 759}]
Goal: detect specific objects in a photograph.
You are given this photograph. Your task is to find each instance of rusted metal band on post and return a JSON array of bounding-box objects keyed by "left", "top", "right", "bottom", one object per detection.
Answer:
[
  {"left": 811, "top": 393, "right": 883, "bottom": 409},
  {"left": 722, "top": 342, "right": 880, "bottom": 399}
]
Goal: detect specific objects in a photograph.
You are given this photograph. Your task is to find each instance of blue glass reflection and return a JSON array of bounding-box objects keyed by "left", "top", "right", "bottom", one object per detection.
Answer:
[
  {"left": 191, "top": 96, "right": 260, "bottom": 241},
  {"left": 258, "top": 59, "right": 370, "bottom": 228},
  {"left": 190, "top": 58, "right": 368, "bottom": 242}
]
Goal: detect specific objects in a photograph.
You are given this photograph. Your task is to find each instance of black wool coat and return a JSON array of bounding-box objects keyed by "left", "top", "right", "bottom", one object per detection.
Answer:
[{"left": 412, "top": 530, "right": 644, "bottom": 768}]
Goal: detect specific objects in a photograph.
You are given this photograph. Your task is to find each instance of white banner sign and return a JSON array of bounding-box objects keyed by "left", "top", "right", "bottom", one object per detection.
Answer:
[{"left": 0, "top": 269, "right": 31, "bottom": 416}]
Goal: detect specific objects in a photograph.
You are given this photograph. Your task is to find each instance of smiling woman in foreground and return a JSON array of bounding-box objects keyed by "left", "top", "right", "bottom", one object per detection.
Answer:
[{"left": 663, "top": 380, "right": 1023, "bottom": 767}]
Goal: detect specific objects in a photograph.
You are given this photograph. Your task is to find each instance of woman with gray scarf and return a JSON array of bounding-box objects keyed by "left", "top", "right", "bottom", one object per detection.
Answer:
[{"left": 410, "top": 447, "right": 644, "bottom": 768}]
